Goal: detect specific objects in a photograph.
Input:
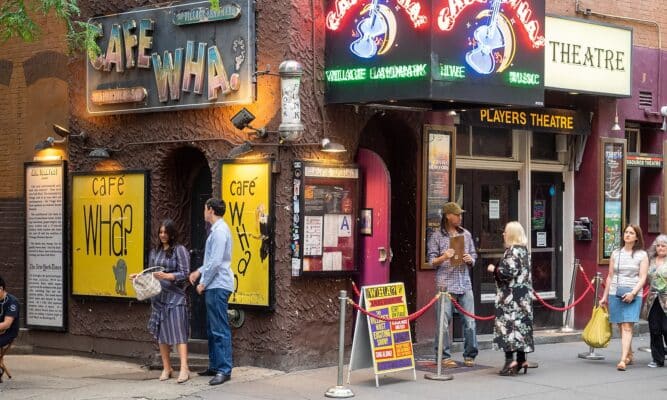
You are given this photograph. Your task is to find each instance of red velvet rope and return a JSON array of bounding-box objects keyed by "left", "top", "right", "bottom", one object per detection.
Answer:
[
  {"left": 532, "top": 284, "right": 592, "bottom": 311},
  {"left": 447, "top": 295, "right": 496, "bottom": 321},
  {"left": 347, "top": 293, "right": 441, "bottom": 322},
  {"left": 351, "top": 281, "right": 361, "bottom": 298}
]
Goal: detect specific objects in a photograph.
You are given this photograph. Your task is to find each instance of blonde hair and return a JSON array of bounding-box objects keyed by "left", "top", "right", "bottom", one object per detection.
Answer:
[{"left": 504, "top": 221, "right": 528, "bottom": 247}]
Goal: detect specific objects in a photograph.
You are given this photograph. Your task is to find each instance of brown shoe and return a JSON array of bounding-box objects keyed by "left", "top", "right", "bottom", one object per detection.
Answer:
[
  {"left": 464, "top": 358, "right": 475, "bottom": 367},
  {"left": 442, "top": 358, "right": 458, "bottom": 368}
]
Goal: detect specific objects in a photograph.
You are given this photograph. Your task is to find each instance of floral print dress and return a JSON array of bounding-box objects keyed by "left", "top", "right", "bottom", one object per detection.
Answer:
[{"left": 492, "top": 245, "right": 534, "bottom": 352}]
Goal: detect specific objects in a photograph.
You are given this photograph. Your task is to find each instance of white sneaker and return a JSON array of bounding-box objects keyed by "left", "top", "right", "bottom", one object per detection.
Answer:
[{"left": 647, "top": 361, "right": 664, "bottom": 368}]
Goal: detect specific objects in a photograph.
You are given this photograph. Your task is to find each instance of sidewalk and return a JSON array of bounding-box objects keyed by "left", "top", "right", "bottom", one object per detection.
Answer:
[{"left": 1, "top": 334, "right": 665, "bottom": 400}]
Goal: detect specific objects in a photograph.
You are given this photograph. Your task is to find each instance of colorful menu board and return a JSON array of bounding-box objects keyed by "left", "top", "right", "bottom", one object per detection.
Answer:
[{"left": 348, "top": 282, "right": 415, "bottom": 386}]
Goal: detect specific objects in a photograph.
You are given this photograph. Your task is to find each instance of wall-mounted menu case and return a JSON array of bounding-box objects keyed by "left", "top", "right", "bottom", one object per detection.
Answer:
[{"left": 291, "top": 161, "right": 359, "bottom": 277}]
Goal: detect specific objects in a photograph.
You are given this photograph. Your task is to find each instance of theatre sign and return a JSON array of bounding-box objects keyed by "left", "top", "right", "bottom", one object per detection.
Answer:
[{"left": 86, "top": 1, "right": 255, "bottom": 115}]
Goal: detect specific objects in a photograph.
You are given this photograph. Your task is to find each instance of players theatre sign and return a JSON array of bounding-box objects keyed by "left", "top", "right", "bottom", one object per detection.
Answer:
[
  {"left": 324, "top": 0, "right": 545, "bottom": 107},
  {"left": 86, "top": 1, "right": 255, "bottom": 115}
]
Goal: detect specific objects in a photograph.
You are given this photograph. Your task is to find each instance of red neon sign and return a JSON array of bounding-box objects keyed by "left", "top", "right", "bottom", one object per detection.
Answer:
[
  {"left": 326, "top": 0, "right": 427, "bottom": 31},
  {"left": 436, "top": 0, "right": 544, "bottom": 48}
]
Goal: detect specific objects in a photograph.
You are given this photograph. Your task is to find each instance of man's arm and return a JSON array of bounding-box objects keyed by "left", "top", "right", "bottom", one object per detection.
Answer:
[
  {"left": 199, "top": 229, "right": 225, "bottom": 289},
  {"left": 0, "top": 315, "right": 13, "bottom": 331},
  {"left": 465, "top": 231, "right": 477, "bottom": 265}
]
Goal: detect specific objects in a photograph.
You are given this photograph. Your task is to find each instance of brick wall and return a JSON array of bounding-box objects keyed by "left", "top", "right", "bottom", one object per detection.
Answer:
[
  {"left": 547, "top": 0, "right": 667, "bottom": 49},
  {"left": 0, "top": 5, "right": 68, "bottom": 328}
]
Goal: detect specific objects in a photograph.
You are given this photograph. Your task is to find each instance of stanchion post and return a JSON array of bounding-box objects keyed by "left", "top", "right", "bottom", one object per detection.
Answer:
[
  {"left": 325, "top": 290, "right": 354, "bottom": 398},
  {"left": 560, "top": 259, "right": 579, "bottom": 333},
  {"left": 425, "top": 290, "right": 454, "bottom": 381},
  {"left": 578, "top": 272, "right": 605, "bottom": 360}
]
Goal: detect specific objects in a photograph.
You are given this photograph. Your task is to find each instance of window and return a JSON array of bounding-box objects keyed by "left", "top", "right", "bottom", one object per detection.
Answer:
[
  {"left": 471, "top": 126, "right": 512, "bottom": 157},
  {"left": 531, "top": 132, "right": 558, "bottom": 161}
]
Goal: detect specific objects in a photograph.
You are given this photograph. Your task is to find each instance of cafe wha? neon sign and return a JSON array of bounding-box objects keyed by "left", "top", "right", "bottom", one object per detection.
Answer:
[{"left": 437, "top": 0, "right": 545, "bottom": 48}]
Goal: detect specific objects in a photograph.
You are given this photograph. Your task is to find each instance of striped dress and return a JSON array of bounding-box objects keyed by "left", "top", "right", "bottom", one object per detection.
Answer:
[{"left": 147, "top": 244, "right": 190, "bottom": 345}]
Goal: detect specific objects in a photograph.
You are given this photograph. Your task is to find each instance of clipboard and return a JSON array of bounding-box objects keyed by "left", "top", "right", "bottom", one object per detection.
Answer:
[{"left": 449, "top": 235, "right": 465, "bottom": 267}]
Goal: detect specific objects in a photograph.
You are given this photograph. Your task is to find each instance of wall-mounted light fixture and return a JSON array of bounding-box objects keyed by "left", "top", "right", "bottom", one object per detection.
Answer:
[
  {"left": 52, "top": 124, "right": 87, "bottom": 140},
  {"left": 230, "top": 108, "right": 268, "bottom": 139},
  {"left": 611, "top": 104, "right": 622, "bottom": 132},
  {"left": 35, "top": 124, "right": 88, "bottom": 150},
  {"left": 84, "top": 136, "right": 246, "bottom": 160},
  {"left": 226, "top": 138, "right": 346, "bottom": 158},
  {"left": 232, "top": 60, "right": 305, "bottom": 142},
  {"left": 34, "top": 136, "right": 66, "bottom": 150}
]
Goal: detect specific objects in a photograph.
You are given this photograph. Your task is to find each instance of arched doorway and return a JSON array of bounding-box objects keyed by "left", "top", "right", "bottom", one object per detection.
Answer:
[
  {"left": 160, "top": 146, "right": 211, "bottom": 340},
  {"left": 357, "top": 114, "right": 420, "bottom": 314}
]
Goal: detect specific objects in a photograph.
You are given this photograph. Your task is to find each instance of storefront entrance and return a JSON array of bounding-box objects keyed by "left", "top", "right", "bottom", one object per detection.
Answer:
[
  {"left": 530, "top": 171, "right": 564, "bottom": 328},
  {"left": 456, "top": 169, "right": 518, "bottom": 334}
]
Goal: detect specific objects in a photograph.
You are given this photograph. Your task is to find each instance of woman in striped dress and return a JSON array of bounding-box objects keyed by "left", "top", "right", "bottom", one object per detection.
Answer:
[{"left": 145, "top": 219, "right": 191, "bottom": 383}]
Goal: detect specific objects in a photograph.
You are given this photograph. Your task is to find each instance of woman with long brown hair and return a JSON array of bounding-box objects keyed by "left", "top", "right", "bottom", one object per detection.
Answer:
[{"left": 599, "top": 224, "right": 648, "bottom": 371}]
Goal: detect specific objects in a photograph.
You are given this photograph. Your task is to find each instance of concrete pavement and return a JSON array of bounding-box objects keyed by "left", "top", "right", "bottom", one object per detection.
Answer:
[{"left": 1, "top": 335, "right": 666, "bottom": 399}]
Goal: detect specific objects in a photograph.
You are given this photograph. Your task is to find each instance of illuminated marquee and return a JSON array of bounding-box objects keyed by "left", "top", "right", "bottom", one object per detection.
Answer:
[
  {"left": 326, "top": 0, "right": 427, "bottom": 31},
  {"left": 325, "top": 63, "right": 428, "bottom": 82},
  {"left": 437, "top": 0, "right": 545, "bottom": 48},
  {"left": 86, "top": 1, "right": 255, "bottom": 115}
]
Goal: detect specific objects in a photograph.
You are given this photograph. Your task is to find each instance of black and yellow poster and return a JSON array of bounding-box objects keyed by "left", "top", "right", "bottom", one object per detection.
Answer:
[
  {"left": 72, "top": 171, "right": 148, "bottom": 297},
  {"left": 220, "top": 161, "right": 272, "bottom": 308}
]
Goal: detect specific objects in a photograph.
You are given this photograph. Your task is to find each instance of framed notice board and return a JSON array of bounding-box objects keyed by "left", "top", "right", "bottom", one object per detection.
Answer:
[
  {"left": 598, "top": 138, "right": 626, "bottom": 264},
  {"left": 291, "top": 161, "right": 359, "bottom": 277},
  {"left": 421, "top": 125, "right": 455, "bottom": 269}
]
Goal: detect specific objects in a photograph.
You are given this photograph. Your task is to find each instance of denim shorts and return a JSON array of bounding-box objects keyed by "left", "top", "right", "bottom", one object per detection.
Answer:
[{"left": 608, "top": 295, "right": 642, "bottom": 323}]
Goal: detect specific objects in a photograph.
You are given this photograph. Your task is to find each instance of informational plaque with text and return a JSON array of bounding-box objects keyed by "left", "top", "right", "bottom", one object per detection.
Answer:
[{"left": 25, "top": 161, "right": 67, "bottom": 330}]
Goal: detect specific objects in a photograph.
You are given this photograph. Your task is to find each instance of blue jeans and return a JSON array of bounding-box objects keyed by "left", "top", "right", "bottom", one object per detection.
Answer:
[
  {"left": 205, "top": 288, "right": 233, "bottom": 375},
  {"left": 434, "top": 290, "right": 478, "bottom": 359}
]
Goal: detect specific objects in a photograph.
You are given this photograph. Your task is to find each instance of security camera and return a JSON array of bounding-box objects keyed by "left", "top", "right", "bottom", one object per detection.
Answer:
[
  {"left": 661, "top": 106, "right": 667, "bottom": 132},
  {"left": 661, "top": 106, "right": 667, "bottom": 117},
  {"left": 231, "top": 108, "right": 256, "bottom": 130}
]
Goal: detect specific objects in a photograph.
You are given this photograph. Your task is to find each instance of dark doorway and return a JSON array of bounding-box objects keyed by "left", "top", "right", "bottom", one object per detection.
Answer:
[
  {"left": 530, "top": 171, "right": 564, "bottom": 329},
  {"left": 456, "top": 169, "right": 518, "bottom": 334},
  {"left": 358, "top": 114, "right": 419, "bottom": 318},
  {"left": 189, "top": 163, "right": 212, "bottom": 339}
]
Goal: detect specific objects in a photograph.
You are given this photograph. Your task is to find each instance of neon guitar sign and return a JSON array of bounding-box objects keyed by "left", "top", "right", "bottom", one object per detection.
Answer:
[
  {"left": 465, "top": 0, "right": 504, "bottom": 74},
  {"left": 350, "top": 0, "right": 387, "bottom": 58}
]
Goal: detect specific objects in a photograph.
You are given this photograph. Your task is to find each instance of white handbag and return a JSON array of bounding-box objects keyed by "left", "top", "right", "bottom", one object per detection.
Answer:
[{"left": 132, "top": 266, "right": 164, "bottom": 301}]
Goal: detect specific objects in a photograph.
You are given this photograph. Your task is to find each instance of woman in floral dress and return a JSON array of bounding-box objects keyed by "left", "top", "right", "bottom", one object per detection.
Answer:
[{"left": 487, "top": 221, "right": 534, "bottom": 376}]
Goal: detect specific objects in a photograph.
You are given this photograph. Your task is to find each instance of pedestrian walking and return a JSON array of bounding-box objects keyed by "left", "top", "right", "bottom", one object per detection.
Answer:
[
  {"left": 599, "top": 224, "right": 648, "bottom": 371},
  {"left": 644, "top": 234, "right": 667, "bottom": 368}
]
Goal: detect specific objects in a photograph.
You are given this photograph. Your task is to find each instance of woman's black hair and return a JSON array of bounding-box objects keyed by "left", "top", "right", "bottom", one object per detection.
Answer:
[{"left": 156, "top": 219, "right": 178, "bottom": 257}]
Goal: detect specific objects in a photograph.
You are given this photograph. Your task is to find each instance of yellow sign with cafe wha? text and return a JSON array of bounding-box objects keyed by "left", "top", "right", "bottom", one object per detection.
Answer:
[
  {"left": 220, "top": 161, "right": 272, "bottom": 308},
  {"left": 72, "top": 172, "right": 147, "bottom": 297}
]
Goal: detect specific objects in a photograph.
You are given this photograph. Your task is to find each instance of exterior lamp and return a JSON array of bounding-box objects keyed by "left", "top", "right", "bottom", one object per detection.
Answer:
[
  {"left": 320, "top": 138, "right": 346, "bottom": 153},
  {"left": 230, "top": 108, "right": 267, "bottom": 139},
  {"left": 34, "top": 136, "right": 67, "bottom": 150},
  {"left": 611, "top": 105, "right": 621, "bottom": 132},
  {"left": 88, "top": 148, "right": 111, "bottom": 159},
  {"left": 277, "top": 60, "right": 304, "bottom": 142},
  {"left": 53, "top": 124, "right": 87, "bottom": 140}
]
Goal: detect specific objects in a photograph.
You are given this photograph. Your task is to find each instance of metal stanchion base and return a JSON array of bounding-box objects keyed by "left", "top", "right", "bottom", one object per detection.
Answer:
[
  {"left": 578, "top": 351, "right": 605, "bottom": 360},
  {"left": 424, "top": 373, "right": 454, "bottom": 381},
  {"left": 325, "top": 386, "right": 355, "bottom": 398},
  {"left": 637, "top": 346, "right": 651, "bottom": 353},
  {"left": 558, "top": 327, "right": 575, "bottom": 333}
]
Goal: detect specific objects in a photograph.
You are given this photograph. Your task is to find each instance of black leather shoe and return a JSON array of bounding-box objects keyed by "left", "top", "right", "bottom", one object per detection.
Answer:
[
  {"left": 197, "top": 369, "right": 216, "bottom": 376},
  {"left": 209, "top": 373, "right": 231, "bottom": 385}
]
